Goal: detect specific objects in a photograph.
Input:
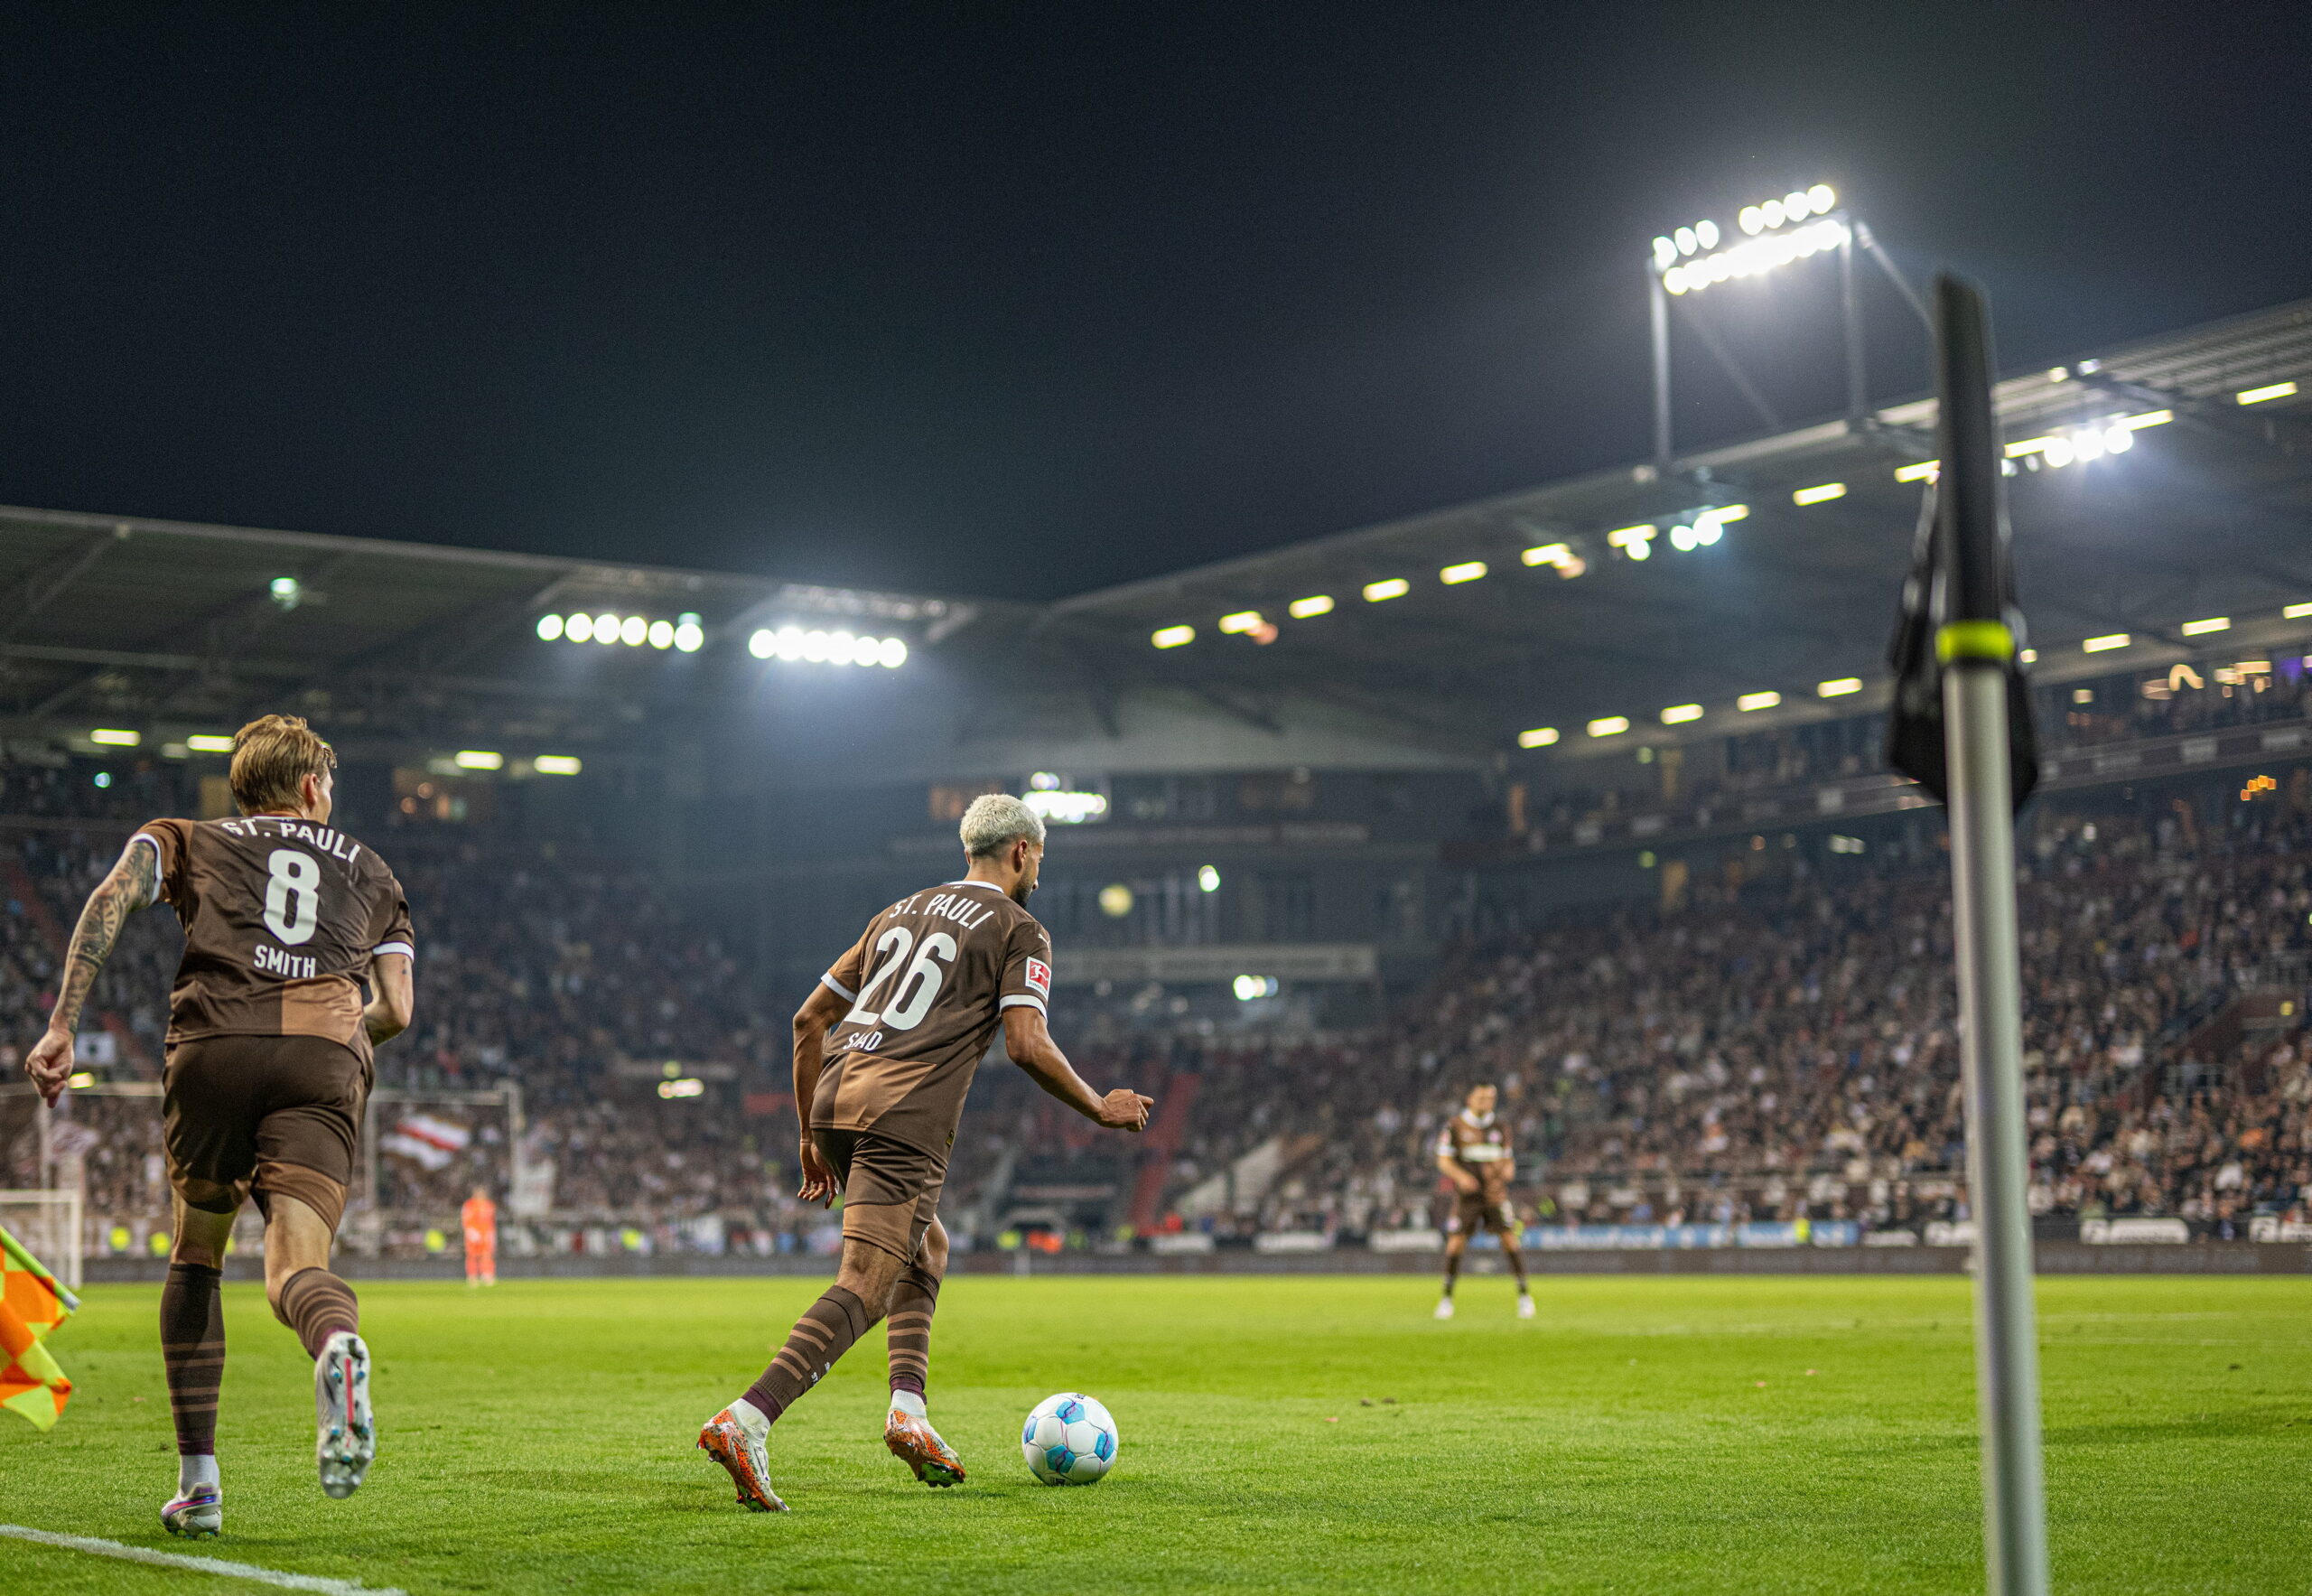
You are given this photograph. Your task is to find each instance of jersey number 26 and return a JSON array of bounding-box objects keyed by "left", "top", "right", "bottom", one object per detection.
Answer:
[{"left": 844, "top": 927, "right": 956, "bottom": 1032}]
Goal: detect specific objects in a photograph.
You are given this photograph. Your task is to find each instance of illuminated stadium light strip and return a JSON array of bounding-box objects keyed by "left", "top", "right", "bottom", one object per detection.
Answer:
[
  {"left": 89, "top": 728, "right": 140, "bottom": 747},
  {"left": 1660, "top": 704, "right": 1703, "bottom": 725},
  {"left": 1817, "top": 677, "right": 1863, "bottom": 697},
  {"left": 1605, "top": 525, "right": 1656, "bottom": 561},
  {"left": 1736, "top": 184, "right": 1837, "bottom": 238},
  {"left": 1522, "top": 542, "right": 1585, "bottom": 577},
  {"left": 2236, "top": 380, "right": 2298, "bottom": 406},
  {"left": 2179, "top": 617, "right": 2230, "bottom": 636},
  {"left": 1736, "top": 691, "right": 1781, "bottom": 712},
  {"left": 1363, "top": 578, "right": 1410, "bottom": 602},
  {"left": 2286, "top": 602, "right": 2312, "bottom": 620},
  {"left": 533, "top": 755, "right": 583, "bottom": 776},
  {"left": 1288, "top": 594, "right": 1334, "bottom": 618},
  {"left": 1792, "top": 482, "right": 1846, "bottom": 506},
  {"left": 2082, "top": 633, "right": 2130, "bottom": 653},
  {"left": 1517, "top": 727, "right": 1559, "bottom": 748},
  {"left": 1586, "top": 716, "right": 1630, "bottom": 738},
  {"left": 184, "top": 733, "right": 235, "bottom": 753},
  {"left": 1663, "top": 218, "right": 1850, "bottom": 296},
  {"left": 1895, "top": 460, "right": 1939, "bottom": 482},
  {"left": 1440, "top": 560, "right": 1487, "bottom": 584},
  {"left": 1151, "top": 625, "right": 1194, "bottom": 649},
  {"left": 748, "top": 626, "right": 909, "bottom": 667},
  {"left": 1217, "top": 611, "right": 1264, "bottom": 634},
  {"left": 538, "top": 611, "right": 704, "bottom": 651},
  {"left": 454, "top": 750, "right": 504, "bottom": 771}
]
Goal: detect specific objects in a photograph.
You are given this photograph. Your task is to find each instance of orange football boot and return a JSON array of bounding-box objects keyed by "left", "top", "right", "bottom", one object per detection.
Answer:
[
  {"left": 697, "top": 1406, "right": 788, "bottom": 1511},
  {"left": 884, "top": 1407, "right": 966, "bottom": 1487}
]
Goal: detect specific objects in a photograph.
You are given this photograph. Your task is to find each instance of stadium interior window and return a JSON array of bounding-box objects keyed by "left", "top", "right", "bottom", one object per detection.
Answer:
[
  {"left": 1236, "top": 769, "right": 1316, "bottom": 814},
  {"left": 1257, "top": 873, "right": 1316, "bottom": 941}
]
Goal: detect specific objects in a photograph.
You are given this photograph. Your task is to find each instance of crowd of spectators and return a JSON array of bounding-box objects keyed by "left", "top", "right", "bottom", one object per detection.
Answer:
[{"left": 1157, "top": 798, "right": 2312, "bottom": 1242}]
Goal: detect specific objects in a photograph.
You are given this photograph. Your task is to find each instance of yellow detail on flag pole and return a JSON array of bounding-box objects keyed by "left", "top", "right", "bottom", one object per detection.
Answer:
[{"left": 1, "top": 1226, "right": 76, "bottom": 1430}]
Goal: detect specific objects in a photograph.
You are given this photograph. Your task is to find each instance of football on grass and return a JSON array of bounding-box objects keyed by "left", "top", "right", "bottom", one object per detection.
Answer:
[{"left": 1021, "top": 1392, "right": 1118, "bottom": 1485}]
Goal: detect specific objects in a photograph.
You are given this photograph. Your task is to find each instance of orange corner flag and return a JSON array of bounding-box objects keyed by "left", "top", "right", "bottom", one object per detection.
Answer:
[{"left": 1, "top": 1226, "right": 76, "bottom": 1431}]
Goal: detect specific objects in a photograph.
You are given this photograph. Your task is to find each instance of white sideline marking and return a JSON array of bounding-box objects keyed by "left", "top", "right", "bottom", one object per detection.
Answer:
[{"left": 0, "top": 1524, "right": 406, "bottom": 1594}]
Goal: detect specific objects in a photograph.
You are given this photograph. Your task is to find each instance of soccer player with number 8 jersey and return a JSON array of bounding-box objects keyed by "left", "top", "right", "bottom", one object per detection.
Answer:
[
  {"left": 697, "top": 793, "right": 1154, "bottom": 1511},
  {"left": 21, "top": 715, "right": 415, "bottom": 1538}
]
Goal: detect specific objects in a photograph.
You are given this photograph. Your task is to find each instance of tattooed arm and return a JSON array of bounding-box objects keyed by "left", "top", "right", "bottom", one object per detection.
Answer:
[{"left": 24, "top": 836, "right": 159, "bottom": 1105}]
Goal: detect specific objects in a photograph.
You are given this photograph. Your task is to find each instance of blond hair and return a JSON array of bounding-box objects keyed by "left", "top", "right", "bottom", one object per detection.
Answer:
[
  {"left": 229, "top": 714, "right": 337, "bottom": 813},
  {"left": 959, "top": 792, "right": 1045, "bottom": 857}
]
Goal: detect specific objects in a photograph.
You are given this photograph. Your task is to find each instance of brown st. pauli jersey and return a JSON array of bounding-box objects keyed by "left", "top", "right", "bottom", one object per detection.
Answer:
[
  {"left": 812, "top": 879, "right": 1053, "bottom": 1161},
  {"left": 134, "top": 816, "right": 415, "bottom": 1067},
  {"left": 1435, "top": 1110, "right": 1514, "bottom": 1200}
]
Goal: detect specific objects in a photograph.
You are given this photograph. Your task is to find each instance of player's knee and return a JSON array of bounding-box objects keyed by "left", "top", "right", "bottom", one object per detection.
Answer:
[{"left": 916, "top": 1224, "right": 949, "bottom": 1282}]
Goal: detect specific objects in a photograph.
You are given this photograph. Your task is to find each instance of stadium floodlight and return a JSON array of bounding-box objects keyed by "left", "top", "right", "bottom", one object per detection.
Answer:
[
  {"left": 1097, "top": 883, "right": 1135, "bottom": 918},
  {"left": 533, "top": 755, "right": 583, "bottom": 776},
  {"left": 619, "top": 615, "right": 648, "bottom": 646},
  {"left": 2180, "top": 617, "right": 2230, "bottom": 636},
  {"left": 647, "top": 620, "right": 675, "bottom": 649},
  {"left": 1586, "top": 715, "right": 1630, "bottom": 737},
  {"left": 1287, "top": 594, "right": 1334, "bottom": 619},
  {"left": 453, "top": 750, "right": 504, "bottom": 771},
  {"left": 1363, "top": 578, "right": 1410, "bottom": 602},
  {"left": 269, "top": 576, "right": 302, "bottom": 610},
  {"left": 748, "top": 629, "right": 776, "bottom": 658},
  {"left": 1817, "top": 677, "right": 1862, "bottom": 697},
  {"left": 1895, "top": 461, "right": 1939, "bottom": 482},
  {"left": 1792, "top": 482, "right": 1847, "bottom": 506},
  {"left": 673, "top": 614, "right": 705, "bottom": 652},
  {"left": 89, "top": 728, "right": 140, "bottom": 747},
  {"left": 1440, "top": 560, "right": 1487, "bottom": 584},
  {"left": 2082, "top": 633, "right": 2130, "bottom": 652},
  {"left": 1151, "top": 624, "right": 1194, "bottom": 649},
  {"left": 878, "top": 637, "right": 908, "bottom": 668},
  {"left": 564, "top": 613, "right": 593, "bottom": 642},
  {"left": 2236, "top": 380, "right": 2298, "bottom": 405},
  {"left": 1198, "top": 864, "right": 1221, "bottom": 892},
  {"left": 1605, "top": 525, "right": 1655, "bottom": 561},
  {"left": 1521, "top": 542, "right": 1585, "bottom": 577},
  {"left": 2284, "top": 602, "right": 2312, "bottom": 619},
  {"left": 536, "top": 613, "right": 564, "bottom": 640},
  {"left": 1660, "top": 704, "right": 1703, "bottom": 724},
  {"left": 1517, "top": 726, "right": 1559, "bottom": 748},
  {"left": 592, "top": 612, "right": 620, "bottom": 645},
  {"left": 184, "top": 733, "right": 235, "bottom": 753},
  {"left": 1736, "top": 691, "right": 1781, "bottom": 712},
  {"left": 1218, "top": 611, "right": 1264, "bottom": 634}
]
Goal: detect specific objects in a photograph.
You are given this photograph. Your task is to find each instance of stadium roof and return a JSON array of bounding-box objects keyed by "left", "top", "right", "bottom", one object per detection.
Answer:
[
  {"left": 0, "top": 295, "right": 2306, "bottom": 776},
  {"left": 1039, "top": 295, "right": 2312, "bottom": 760}
]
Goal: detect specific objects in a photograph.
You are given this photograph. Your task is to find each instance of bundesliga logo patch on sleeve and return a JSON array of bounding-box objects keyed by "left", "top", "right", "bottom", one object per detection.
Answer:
[{"left": 1025, "top": 957, "right": 1051, "bottom": 997}]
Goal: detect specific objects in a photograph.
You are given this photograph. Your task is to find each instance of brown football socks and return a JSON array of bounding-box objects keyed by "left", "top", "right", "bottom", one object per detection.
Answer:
[
  {"left": 1440, "top": 1246, "right": 1464, "bottom": 1297},
  {"left": 275, "top": 1267, "right": 360, "bottom": 1358},
  {"left": 885, "top": 1265, "right": 940, "bottom": 1398},
  {"left": 745, "top": 1285, "right": 872, "bottom": 1423},
  {"left": 1502, "top": 1244, "right": 1531, "bottom": 1293},
  {"left": 160, "top": 1263, "right": 226, "bottom": 1458}
]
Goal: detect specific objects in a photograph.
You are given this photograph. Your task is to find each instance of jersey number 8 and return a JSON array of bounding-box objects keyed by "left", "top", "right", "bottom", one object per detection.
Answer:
[
  {"left": 264, "top": 849, "right": 322, "bottom": 946},
  {"left": 844, "top": 927, "right": 956, "bottom": 1032}
]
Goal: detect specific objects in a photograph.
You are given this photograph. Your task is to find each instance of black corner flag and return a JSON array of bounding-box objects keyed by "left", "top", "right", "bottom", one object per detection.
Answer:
[{"left": 1884, "top": 274, "right": 2039, "bottom": 810}]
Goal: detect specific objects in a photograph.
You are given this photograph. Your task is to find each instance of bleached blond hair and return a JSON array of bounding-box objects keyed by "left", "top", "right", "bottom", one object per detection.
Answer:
[{"left": 959, "top": 792, "right": 1046, "bottom": 858}]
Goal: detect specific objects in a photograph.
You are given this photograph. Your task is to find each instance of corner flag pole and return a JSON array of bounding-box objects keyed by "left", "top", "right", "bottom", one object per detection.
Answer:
[{"left": 1931, "top": 272, "right": 2049, "bottom": 1596}]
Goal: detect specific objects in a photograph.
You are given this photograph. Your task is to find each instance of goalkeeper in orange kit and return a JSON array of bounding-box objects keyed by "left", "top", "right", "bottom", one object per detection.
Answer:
[{"left": 461, "top": 1187, "right": 497, "bottom": 1287}]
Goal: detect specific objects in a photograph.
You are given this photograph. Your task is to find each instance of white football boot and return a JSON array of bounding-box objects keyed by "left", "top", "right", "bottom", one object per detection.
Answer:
[
  {"left": 1433, "top": 1296, "right": 1455, "bottom": 1321},
  {"left": 161, "top": 1481, "right": 222, "bottom": 1539},
  {"left": 698, "top": 1401, "right": 788, "bottom": 1511},
  {"left": 314, "top": 1330, "right": 376, "bottom": 1498},
  {"left": 1516, "top": 1293, "right": 1536, "bottom": 1320}
]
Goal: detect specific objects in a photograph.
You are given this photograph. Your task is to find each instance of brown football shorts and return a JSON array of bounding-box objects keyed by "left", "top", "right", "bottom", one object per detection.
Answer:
[
  {"left": 812, "top": 1127, "right": 945, "bottom": 1264},
  {"left": 163, "top": 1034, "right": 367, "bottom": 1233},
  {"left": 1450, "top": 1188, "right": 1520, "bottom": 1238}
]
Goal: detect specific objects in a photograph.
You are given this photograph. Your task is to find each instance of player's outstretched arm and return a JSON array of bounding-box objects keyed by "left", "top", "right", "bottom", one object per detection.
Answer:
[
  {"left": 790, "top": 982, "right": 849, "bottom": 1203},
  {"left": 25, "top": 835, "right": 159, "bottom": 1104},
  {"left": 1001, "top": 1006, "right": 1151, "bottom": 1132},
  {"left": 364, "top": 952, "right": 414, "bottom": 1045}
]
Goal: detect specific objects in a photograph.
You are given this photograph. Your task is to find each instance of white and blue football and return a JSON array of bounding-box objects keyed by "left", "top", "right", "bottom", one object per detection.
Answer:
[{"left": 1021, "top": 1392, "right": 1118, "bottom": 1485}]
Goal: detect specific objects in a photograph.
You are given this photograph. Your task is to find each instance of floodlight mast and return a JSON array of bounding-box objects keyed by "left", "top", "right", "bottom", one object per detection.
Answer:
[{"left": 1645, "top": 186, "right": 1924, "bottom": 467}]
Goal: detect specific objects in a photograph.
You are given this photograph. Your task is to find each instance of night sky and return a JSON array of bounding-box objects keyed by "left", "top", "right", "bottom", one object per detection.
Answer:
[{"left": 1, "top": 4, "right": 2305, "bottom": 602}]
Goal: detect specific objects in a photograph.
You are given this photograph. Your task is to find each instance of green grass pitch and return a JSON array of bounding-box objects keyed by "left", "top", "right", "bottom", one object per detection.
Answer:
[{"left": 3, "top": 1272, "right": 2307, "bottom": 1593}]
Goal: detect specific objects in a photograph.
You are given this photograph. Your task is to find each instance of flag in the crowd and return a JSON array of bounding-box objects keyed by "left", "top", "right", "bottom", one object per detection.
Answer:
[
  {"left": 381, "top": 1113, "right": 472, "bottom": 1172},
  {"left": 1, "top": 1226, "right": 77, "bottom": 1431}
]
